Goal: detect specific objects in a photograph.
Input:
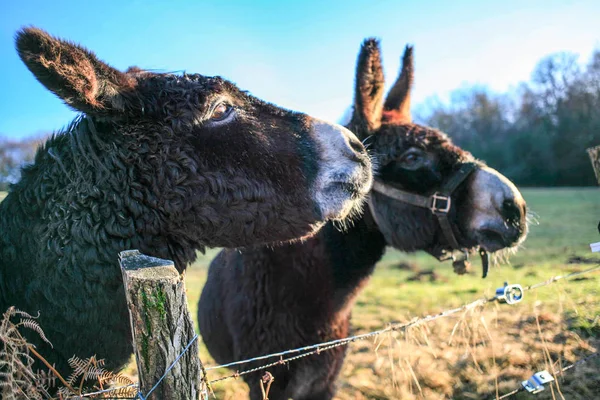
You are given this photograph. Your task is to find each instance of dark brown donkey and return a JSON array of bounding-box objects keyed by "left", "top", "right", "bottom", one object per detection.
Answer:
[
  {"left": 198, "top": 39, "right": 528, "bottom": 400},
  {"left": 0, "top": 27, "right": 372, "bottom": 381}
]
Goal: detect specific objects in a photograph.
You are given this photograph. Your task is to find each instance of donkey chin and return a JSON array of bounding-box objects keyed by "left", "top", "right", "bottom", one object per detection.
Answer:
[
  {"left": 465, "top": 165, "right": 528, "bottom": 253},
  {"left": 310, "top": 119, "right": 374, "bottom": 221}
]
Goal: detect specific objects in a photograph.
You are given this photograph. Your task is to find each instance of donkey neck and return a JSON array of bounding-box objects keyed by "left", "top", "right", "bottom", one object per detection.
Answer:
[
  {"left": 325, "top": 207, "right": 387, "bottom": 291},
  {"left": 8, "top": 116, "right": 201, "bottom": 271}
]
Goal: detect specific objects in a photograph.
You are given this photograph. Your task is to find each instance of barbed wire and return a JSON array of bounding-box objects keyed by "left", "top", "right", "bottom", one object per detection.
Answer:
[
  {"left": 495, "top": 350, "right": 600, "bottom": 400},
  {"left": 207, "top": 264, "right": 600, "bottom": 385},
  {"left": 62, "top": 263, "right": 600, "bottom": 398}
]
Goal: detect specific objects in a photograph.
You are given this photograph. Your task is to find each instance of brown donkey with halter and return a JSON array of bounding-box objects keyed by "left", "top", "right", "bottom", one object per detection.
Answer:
[{"left": 198, "top": 39, "right": 528, "bottom": 400}]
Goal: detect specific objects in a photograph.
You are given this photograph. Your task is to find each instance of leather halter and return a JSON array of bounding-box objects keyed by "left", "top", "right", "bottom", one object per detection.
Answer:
[{"left": 370, "top": 162, "right": 491, "bottom": 278}]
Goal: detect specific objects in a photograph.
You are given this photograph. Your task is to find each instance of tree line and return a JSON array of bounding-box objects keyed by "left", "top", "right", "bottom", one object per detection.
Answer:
[{"left": 419, "top": 48, "right": 600, "bottom": 186}]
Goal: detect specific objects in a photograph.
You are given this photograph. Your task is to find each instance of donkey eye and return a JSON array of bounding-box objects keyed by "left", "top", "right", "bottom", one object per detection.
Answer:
[
  {"left": 398, "top": 150, "right": 426, "bottom": 170},
  {"left": 209, "top": 103, "right": 232, "bottom": 121},
  {"left": 404, "top": 153, "right": 421, "bottom": 163},
  {"left": 401, "top": 153, "right": 422, "bottom": 165}
]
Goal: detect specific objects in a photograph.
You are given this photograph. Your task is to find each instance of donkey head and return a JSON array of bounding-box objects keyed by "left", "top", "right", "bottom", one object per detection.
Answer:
[
  {"left": 347, "top": 39, "right": 527, "bottom": 276},
  {"left": 15, "top": 27, "right": 372, "bottom": 250}
]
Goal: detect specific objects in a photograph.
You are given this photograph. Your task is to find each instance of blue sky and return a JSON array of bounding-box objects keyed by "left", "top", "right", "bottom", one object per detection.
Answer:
[{"left": 1, "top": 0, "right": 599, "bottom": 139}]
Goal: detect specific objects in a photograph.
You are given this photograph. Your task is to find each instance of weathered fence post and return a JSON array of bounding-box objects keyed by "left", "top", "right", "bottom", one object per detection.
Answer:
[
  {"left": 119, "top": 250, "right": 207, "bottom": 400},
  {"left": 588, "top": 145, "right": 600, "bottom": 242},
  {"left": 587, "top": 145, "right": 600, "bottom": 185}
]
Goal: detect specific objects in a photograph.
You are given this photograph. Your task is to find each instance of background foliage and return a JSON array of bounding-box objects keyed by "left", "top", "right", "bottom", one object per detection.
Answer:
[{"left": 418, "top": 48, "right": 600, "bottom": 186}]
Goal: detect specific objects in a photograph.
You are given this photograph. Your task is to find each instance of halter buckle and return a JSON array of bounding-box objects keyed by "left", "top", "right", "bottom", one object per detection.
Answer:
[{"left": 430, "top": 193, "right": 451, "bottom": 214}]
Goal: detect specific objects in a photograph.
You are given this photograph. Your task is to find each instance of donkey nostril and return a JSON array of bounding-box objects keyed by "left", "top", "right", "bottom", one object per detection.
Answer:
[
  {"left": 348, "top": 136, "right": 365, "bottom": 154},
  {"left": 343, "top": 134, "right": 367, "bottom": 163},
  {"left": 502, "top": 199, "right": 521, "bottom": 222}
]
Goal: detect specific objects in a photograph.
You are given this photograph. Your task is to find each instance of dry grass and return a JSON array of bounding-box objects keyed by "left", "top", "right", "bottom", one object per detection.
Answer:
[
  {"left": 335, "top": 305, "right": 599, "bottom": 400},
  {"left": 192, "top": 289, "right": 599, "bottom": 400}
]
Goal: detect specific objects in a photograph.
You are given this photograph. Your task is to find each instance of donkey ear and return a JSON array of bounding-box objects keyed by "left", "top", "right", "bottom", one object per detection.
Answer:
[
  {"left": 15, "top": 27, "right": 137, "bottom": 115},
  {"left": 348, "top": 38, "right": 385, "bottom": 138},
  {"left": 383, "top": 44, "right": 414, "bottom": 124}
]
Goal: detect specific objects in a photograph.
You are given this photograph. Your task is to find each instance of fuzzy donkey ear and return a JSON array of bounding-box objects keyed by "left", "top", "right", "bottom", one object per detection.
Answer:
[
  {"left": 383, "top": 44, "right": 414, "bottom": 124},
  {"left": 348, "top": 38, "right": 385, "bottom": 139},
  {"left": 15, "top": 27, "right": 137, "bottom": 115}
]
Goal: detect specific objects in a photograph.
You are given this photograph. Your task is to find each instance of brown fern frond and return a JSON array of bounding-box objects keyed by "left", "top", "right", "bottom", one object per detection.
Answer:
[
  {"left": 86, "top": 367, "right": 109, "bottom": 382},
  {"left": 106, "top": 373, "right": 134, "bottom": 387},
  {"left": 36, "top": 368, "right": 57, "bottom": 389},
  {"left": 66, "top": 355, "right": 94, "bottom": 387},
  {"left": 8, "top": 308, "right": 39, "bottom": 321},
  {"left": 0, "top": 307, "right": 49, "bottom": 399},
  {"left": 105, "top": 384, "right": 138, "bottom": 398},
  {"left": 16, "top": 319, "right": 53, "bottom": 347},
  {"left": 2, "top": 307, "right": 137, "bottom": 399},
  {"left": 57, "top": 385, "right": 72, "bottom": 397},
  {"left": 94, "top": 370, "right": 134, "bottom": 387}
]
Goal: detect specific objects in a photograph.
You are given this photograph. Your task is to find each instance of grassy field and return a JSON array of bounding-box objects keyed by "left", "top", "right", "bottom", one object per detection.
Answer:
[{"left": 2, "top": 188, "right": 599, "bottom": 399}]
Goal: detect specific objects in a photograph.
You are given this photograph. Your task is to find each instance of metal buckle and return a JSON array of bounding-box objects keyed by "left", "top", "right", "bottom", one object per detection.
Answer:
[{"left": 430, "top": 193, "right": 451, "bottom": 214}]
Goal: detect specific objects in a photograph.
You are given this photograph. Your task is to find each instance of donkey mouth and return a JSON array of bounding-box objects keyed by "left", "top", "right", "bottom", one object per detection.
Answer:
[
  {"left": 314, "top": 165, "right": 372, "bottom": 221},
  {"left": 475, "top": 226, "right": 521, "bottom": 252},
  {"left": 327, "top": 181, "right": 369, "bottom": 199},
  {"left": 315, "top": 179, "right": 371, "bottom": 221}
]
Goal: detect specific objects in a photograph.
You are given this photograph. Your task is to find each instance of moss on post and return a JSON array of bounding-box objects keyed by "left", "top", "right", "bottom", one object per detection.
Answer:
[{"left": 119, "top": 250, "right": 207, "bottom": 400}]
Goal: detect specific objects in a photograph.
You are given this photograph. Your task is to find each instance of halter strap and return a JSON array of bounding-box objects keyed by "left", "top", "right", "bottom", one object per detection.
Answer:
[
  {"left": 434, "top": 162, "right": 479, "bottom": 250},
  {"left": 370, "top": 162, "right": 478, "bottom": 257}
]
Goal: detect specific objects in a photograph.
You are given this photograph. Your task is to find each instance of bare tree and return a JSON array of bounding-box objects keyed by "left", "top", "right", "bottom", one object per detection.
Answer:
[{"left": 0, "top": 135, "right": 46, "bottom": 190}]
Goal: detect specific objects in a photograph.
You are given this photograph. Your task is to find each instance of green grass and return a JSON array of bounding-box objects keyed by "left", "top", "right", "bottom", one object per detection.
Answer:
[{"left": 2, "top": 188, "right": 599, "bottom": 399}]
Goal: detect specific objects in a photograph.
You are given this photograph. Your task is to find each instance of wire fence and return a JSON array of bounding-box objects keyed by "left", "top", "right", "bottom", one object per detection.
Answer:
[
  {"left": 207, "top": 264, "right": 600, "bottom": 384},
  {"left": 495, "top": 351, "right": 600, "bottom": 399},
  {"left": 59, "top": 263, "right": 600, "bottom": 399}
]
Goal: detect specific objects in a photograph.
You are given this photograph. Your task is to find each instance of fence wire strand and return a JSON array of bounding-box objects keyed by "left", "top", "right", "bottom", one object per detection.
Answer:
[
  {"left": 66, "top": 264, "right": 599, "bottom": 398},
  {"left": 207, "top": 264, "right": 600, "bottom": 385},
  {"left": 495, "top": 351, "right": 600, "bottom": 399}
]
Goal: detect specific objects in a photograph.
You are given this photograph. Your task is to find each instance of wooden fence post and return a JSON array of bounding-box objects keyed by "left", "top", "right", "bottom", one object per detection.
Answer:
[
  {"left": 588, "top": 145, "right": 600, "bottom": 240},
  {"left": 119, "top": 250, "right": 207, "bottom": 400},
  {"left": 587, "top": 145, "right": 600, "bottom": 185}
]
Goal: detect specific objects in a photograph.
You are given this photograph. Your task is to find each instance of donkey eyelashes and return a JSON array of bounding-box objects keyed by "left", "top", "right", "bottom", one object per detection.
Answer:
[
  {"left": 205, "top": 102, "right": 236, "bottom": 126},
  {"left": 397, "top": 148, "right": 427, "bottom": 170},
  {"left": 209, "top": 103, "right": 234, "bottom": 121}
]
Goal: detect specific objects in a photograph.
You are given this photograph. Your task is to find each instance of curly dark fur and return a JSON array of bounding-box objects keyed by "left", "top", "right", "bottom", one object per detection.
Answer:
[
  {"left": 0, "top": 27, "right": 371, "bottom": 383},
  {"left": 198, "top": 39, "right": 528, "bottom": 400}
]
